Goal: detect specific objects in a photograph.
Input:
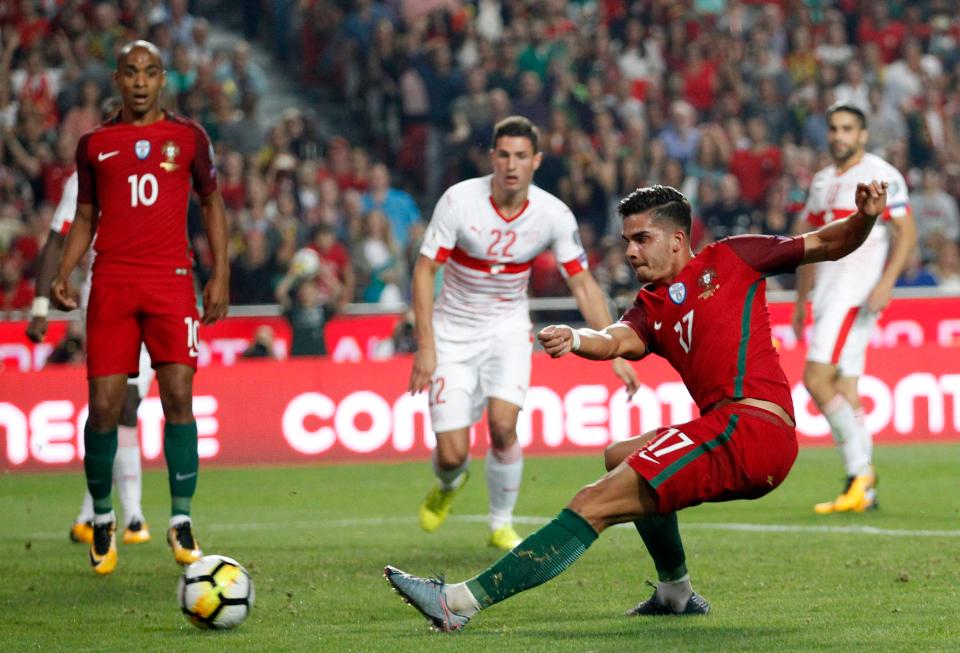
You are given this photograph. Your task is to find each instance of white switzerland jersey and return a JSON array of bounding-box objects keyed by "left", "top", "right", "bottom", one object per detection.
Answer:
[
  {"left": 421, "top": 176, "right": 588, "bottom": 340},
  {"left": 803, "top": 153, "right": 910, "bottom": 309},
  {"left": 50, "top": 171, "right": 97, "bottom": 290}
]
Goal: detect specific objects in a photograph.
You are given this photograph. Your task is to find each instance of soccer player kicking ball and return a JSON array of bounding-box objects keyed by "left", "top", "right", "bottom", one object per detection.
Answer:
[
  {"left": 51, "top": 40, "right": 229, "bottom": 575},
  {"left": 386, "top": 181, "right": 888, "bottom": 630}
]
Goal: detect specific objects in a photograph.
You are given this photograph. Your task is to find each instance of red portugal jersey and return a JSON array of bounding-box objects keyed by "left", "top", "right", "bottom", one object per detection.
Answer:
[
  {"left": 76, "top": 111, "right": 217, "bottom": 278},
  {"left": 619, "top": 235, "right": 805, "bottom": 419}
]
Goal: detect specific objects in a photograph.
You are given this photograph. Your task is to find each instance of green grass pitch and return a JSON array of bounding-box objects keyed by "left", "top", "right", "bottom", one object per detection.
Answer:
[{"left": 2, "top": 444, "right": 959, "bottom": 652}]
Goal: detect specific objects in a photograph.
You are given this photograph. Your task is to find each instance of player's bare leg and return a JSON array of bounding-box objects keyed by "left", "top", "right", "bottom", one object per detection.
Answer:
[
  {"left": 805, "top": 362, "right": 875, "bottom": 514},
  {"left": 117, "top": 384, "right": 149, "bottom": 543},
  {"left": 157, "top": 363, "right": 202, "bottom": 564},
  {"left": 604, "top": 432, "right": 707, "bottom": 615},
  {"left": 485, "top": 398, "right": 523, "bottom": 550},
  {"left": 419, "top": 427, "right": 470, "bottom": 532},
  {"left": 85, "top": 374, "right": 128, "bottom": 575}
]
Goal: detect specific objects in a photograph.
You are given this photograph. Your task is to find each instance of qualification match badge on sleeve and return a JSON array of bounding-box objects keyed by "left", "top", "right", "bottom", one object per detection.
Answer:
[
  {"left": 698, "top": 268, "right": 719, "bottom": 300},
  {"left": 135, "top": 139, "right": 151, "bottom": 160},
  {"left": 160, "top": 141, "right": 181, "bottom": 172},
  {"left": 668, "top": 282, "right": 687, "bottom": 305}
]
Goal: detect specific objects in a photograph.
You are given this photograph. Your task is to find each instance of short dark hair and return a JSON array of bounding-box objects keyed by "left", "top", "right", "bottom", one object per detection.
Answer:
[
  {"left": 617, "top": 185, "right": 692, "bottom": 238},
  {"left": 492, "top": 115, "right": 539, "bottom": 153},
  {"left": 826, "top": 101, "right": 867, "bottom": 129}
]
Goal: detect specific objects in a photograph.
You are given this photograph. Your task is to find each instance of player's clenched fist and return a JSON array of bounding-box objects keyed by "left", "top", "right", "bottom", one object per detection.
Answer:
[
  {"left": 537, "top": 324, "right": 575, "bottom": 358},
  {"left": 855, "top": 180, "right": 888, "bottom": 218}
]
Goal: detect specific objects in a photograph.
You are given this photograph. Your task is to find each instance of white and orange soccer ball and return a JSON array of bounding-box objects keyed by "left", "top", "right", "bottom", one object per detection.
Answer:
[{"left": 178, "top": 554, "right": 255, "bottom": 630}]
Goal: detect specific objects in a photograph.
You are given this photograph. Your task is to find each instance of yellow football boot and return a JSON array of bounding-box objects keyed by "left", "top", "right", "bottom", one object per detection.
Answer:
[
  {"left": 89, "top": 521, "right": 118, "bottom": 575},
  {"left": 69, "top": 520, "right": 94, "bottom": 545},
  {"left": 814, "top": 468, "right": 877, "bottom": 514},
  {"left": 122, "top": 519, "right": 151, "bottom": 544},
  {"left": 418, "top": 472, "right": 469, "bottom": 533},
  {"left": 487, "top": 525, "right": 523, "bottom": 551},
  {"left": 167, "top": 521, "right": 202, "bottom": 565}
]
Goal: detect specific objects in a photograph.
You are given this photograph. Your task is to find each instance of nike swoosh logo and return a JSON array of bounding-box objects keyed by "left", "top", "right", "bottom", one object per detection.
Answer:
[
  {"left": 654, "top": 321, "right": 662, "bottom": 330},
  {"left": 175, "top": 472, "right": 197, "bottom": 481},
  {"left": 98, "top": 151, "right": 119, "bottom": 161}
]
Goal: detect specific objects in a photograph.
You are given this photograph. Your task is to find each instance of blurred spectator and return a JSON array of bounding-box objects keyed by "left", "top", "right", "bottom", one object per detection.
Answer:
[
  {"left": 283, "top": 279, "right": 334, "bottom": 356},
  {"left": 241, "top": 325, "right": 277, "bottom": 358},
  {"left": 361, "top": 163, "right": 421, "bottom": 247},
  {"left": 701, "top": 174, "right": 754, "bottom": 243},
  {"left": 231, "top": 229, "right": 277, "bottom": 304},
  {"left": 306, "top": 224, "right": 355, "bottom": 309},
  {"left": 351, "top": 208, "right": 406, "bottom": 303},
  {"left": 728, "top": 117, "right": 782, "bottom": 208},
  {"left": 45, "top": 320, "right": 84, "bottom": 364},
  {"left": 932, "top": 240, "right": 960, "bottom": 290},
  {"left": 896, "top": 248, "right": 939, "bottom": 288},
  {"left": 912, "top": 169, "right": 960, "bottom": 263}
]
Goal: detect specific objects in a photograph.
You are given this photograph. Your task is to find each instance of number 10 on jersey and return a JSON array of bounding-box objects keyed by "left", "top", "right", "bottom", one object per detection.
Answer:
[{"left": 128, "top": 173, "right": 158, "bottom": 207}]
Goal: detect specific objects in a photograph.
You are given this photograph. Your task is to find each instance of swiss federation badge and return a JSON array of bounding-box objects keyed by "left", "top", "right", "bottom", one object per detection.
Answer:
[
  {"left": 134, "top": 139, "right": 151, "bottom": 160},
  {"left": 668, "top": 282, "right": 686, "bottom": 305}
]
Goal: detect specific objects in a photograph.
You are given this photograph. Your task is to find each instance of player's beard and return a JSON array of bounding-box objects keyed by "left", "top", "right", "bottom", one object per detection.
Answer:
[{"left": 830, "top": 142, "right": 856, "bottom": 165}]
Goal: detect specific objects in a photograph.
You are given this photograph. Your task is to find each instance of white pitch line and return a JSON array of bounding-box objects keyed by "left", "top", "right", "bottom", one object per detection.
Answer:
[{"left": 15, "top": 515, "right": 960, "bottom": 542}]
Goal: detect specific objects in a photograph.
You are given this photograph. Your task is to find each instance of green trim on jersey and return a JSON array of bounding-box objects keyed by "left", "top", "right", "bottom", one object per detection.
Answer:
[
  {"left": 650, "top": 414, "right": 740, "bottom": 488},
  {"left": 734, "top": 280, "right": 762, "bottom": 397}
]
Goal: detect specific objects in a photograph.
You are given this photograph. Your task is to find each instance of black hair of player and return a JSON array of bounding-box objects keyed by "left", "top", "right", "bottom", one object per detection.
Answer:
[
  {"left": 492, "top": 116, "right": 539, "bottom": 153},
  {"left": 826, "top": 101, "right": 867, "bottom": 129},
  {"left": 117, "top": 40, "right": 164, "bottom": 71},
  {"left": 617, "top": 185, "right": 692, "bottom": 239}
]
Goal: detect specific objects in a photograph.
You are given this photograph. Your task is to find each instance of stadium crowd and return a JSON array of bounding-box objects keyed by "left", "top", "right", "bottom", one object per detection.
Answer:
[{"left": 1, "top": 0, "right": 960, "bottom": 321}]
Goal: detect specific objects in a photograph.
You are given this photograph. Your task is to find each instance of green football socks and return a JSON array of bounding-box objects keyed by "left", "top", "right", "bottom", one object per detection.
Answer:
[
  {"left": 634, "top": 512, "right": 688, "bottom": 582},
  {"left": 164, "top": 421, "right": 198, "bottom": 516},
  {"left": 84, "top": 424, "right": 118, "bottom": 515},
  {"left": 466, "top": 508, "right": 598, "bottom": 608}
]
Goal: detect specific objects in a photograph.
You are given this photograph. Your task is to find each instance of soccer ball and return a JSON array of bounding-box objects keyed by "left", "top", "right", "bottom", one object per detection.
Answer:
[
  {"left": 178, "top": 555, "right": 255, "bottom": 630},
  {"left": 290, "top": 247, "right": 321, "bottom": 279}
]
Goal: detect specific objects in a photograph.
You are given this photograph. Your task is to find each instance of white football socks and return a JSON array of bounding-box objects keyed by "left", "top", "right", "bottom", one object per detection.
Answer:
[
  {"left": 486, "top": 442, "right": 523, "bottom": 531},
  {"left": 823, "top": 394, "right": 871, "bottom": 477},
  {"left": 76, "top": 491, "right": 94, "bottom": 524},
  {"left": 657, "top": 575, "right": 693, "bottom": 612},
  {"left": 114, "top": 425, "right": 143, "bottom": 525},
  {"left": 432, "top": 450, "right": 470, "bottom": 491},
  {"left": 444, "top": 581, "right": 482, "bottom": 617}
]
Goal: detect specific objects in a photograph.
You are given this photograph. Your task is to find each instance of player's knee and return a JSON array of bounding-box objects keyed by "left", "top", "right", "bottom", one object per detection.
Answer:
[
  {"left": 434, "top": 446, "right": 467, "bottom": 470},
  {"left": 566, "top": 484, "right": 608, "bottom": 533},
  {"left": 488, "top": 419, "right": 517, "bottom": 449},
  {"left": 603, "top": 442, "right": 626, "bottom": 471},
  {"left": 88, "top": 396, "right": 121, "bottom": 430},
  {"left": 159, "top": 386, "right": 194, "bottom": 422}
]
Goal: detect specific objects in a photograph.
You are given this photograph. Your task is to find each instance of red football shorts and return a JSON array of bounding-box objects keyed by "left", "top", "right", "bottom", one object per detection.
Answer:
[
  {"left": 626, "top": 403, "right": 798, "bottom": 514},
  {"left": 86, "top": 275, "right": 200, "bottom": 379}
]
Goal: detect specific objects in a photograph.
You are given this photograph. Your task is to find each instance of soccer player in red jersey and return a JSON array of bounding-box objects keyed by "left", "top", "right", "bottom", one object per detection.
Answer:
[
  {"left": 51, "top": 40, "right": 229, "bottom": 575},
  {"left": 385, "top": 181, "right": 889, "bottom": 631}
]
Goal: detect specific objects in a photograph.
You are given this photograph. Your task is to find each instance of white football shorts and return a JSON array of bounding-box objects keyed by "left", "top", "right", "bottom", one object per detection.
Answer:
[
  {"left": 806, "top": 302, "right": 877, "bottom": 377},
  {"left": 428, "top": 326, "right": 532, "bottom": 433}
]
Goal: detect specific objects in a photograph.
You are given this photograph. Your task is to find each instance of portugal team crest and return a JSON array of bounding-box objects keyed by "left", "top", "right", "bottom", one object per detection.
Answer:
[
  {"left": 160, "top": 140, "right": 180, "bottom": 172},
  {"left": 698, "top": 268, "right": 720, "bottom": 299},
  {"left": 668, "top": 282, "right": 686, "bottom": 305},
  {"left": 134, "top": 139, "right": 151, "bottom": 160}
]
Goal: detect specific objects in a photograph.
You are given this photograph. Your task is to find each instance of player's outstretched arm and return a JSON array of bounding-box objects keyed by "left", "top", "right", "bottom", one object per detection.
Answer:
[
  {"left": 51, "top": 203, "right": 97, "bottom": 311},
  {"left": 564, "top": 270, "right": 640, "bottom": 396},
  {"left": 26, "top": 230, "right": 66, "bottom": 342},
  {"left": 538, "top": 323, "right": 646, "bottom": 361},
  {"left": 408, "top": 255, "right": 441, "bottom": 395},
  {"left": 801, "top": 180, "right": 887, "bottom": 265},
  {"left": 199, "top": 190, "right": 230, "bottom": 324}
]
